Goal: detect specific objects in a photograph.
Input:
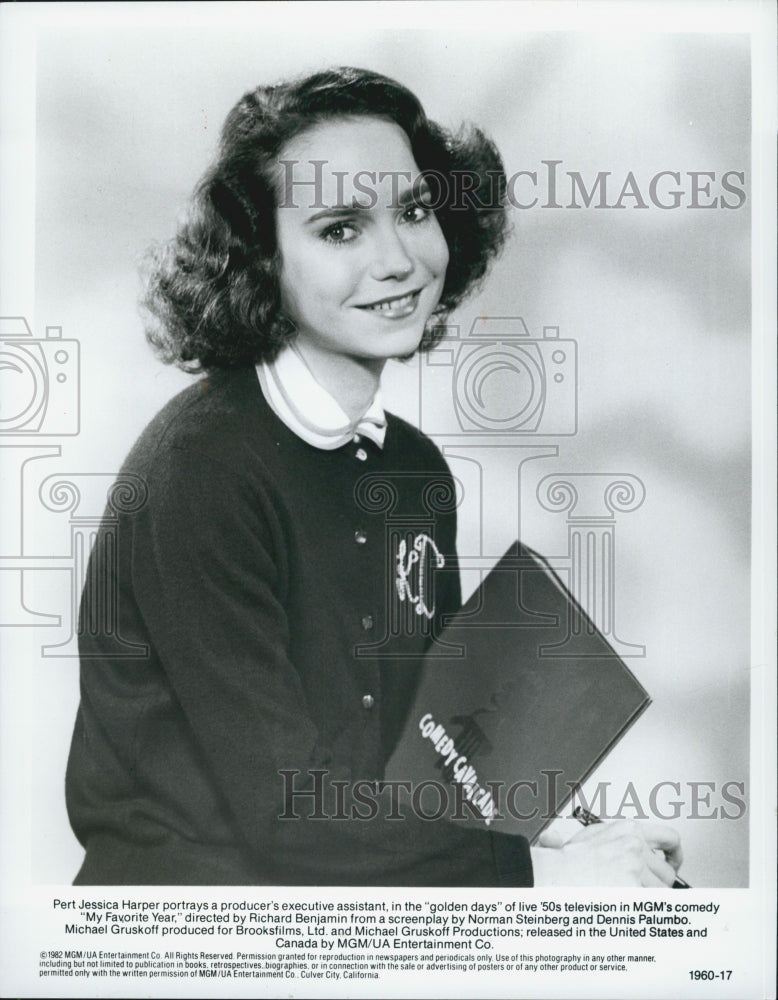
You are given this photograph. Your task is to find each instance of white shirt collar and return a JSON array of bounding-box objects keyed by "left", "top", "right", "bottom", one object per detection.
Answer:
[{"left": 256, "top": 344, "right": 387, "bottom": 451}]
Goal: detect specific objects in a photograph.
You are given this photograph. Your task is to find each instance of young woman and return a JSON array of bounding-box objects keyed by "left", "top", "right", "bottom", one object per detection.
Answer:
[{"left": 66, "top": 67, "right": 681, "bottom": 887}]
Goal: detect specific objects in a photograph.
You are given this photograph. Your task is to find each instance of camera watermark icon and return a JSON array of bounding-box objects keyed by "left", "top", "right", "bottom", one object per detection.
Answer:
[
  {"left": 349, "top": 308, "right": 644, "bottom": 657},
  {"left": 419, "top": 317, "right": 577, "bottom": 438},
  {"left": 0, "top": 317, "right": 80, "bottom": 435}
]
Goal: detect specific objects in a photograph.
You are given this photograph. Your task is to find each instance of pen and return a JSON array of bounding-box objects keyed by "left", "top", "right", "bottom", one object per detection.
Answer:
[{"left": 572, "top": 806, "right": 691, "bottom": 888}]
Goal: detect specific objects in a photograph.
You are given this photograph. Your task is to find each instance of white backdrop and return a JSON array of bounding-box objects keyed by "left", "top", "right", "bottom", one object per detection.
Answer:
[{"left": 17, "top": 19, "right": 752, "bottom": 887}]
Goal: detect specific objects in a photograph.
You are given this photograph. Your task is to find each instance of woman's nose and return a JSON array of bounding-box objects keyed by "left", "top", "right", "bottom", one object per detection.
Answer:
[{"left": 369, "top": 228, "right": 414, "bottom": 281}]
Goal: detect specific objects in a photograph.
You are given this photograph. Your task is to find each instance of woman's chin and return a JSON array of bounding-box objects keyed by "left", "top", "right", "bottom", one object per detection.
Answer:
[{"left": 363, "top": 319, "right": 430, "bottom": 361}]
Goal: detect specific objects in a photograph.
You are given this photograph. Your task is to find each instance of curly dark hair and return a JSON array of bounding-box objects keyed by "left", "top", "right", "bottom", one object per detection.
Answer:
[{"left": 142, "top": 67, "right": 509, "bottom": 371}]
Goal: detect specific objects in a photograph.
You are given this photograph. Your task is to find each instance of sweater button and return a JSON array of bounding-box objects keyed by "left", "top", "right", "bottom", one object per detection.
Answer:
[
  {"left": 361, "top": 615, "right": 374, "bottom": 630},
  {"left": 355, "top": 447, "right": 368, "bottom": 462},
  {"left": 354, "top": 529, "right": 367, "bottom": 545},
  {"left": 361, "top": 694, "right": 375, "bottom": 710}
]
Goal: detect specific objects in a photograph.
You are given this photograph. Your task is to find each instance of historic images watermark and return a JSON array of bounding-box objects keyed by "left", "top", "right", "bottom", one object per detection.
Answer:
[
  {"left": 277, "top": 769, "right": 747, "bottom": 825},
  {"left": 276, "top": 162, "right": 747, "bottom": 211}
]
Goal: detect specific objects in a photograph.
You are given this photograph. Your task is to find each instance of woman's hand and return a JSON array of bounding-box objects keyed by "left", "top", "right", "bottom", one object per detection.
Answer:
[{"left": 530, "top": 820, "right": 683, "bottom": 887}]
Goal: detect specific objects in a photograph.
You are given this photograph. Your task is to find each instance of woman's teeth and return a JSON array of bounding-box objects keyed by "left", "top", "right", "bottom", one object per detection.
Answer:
[{"left": 362, "top": 291, "right": 418, "bottom": 315}]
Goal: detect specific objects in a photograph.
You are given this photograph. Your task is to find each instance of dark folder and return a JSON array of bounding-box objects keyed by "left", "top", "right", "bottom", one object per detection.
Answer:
[{"left": 386, "top": 541, "right": 651, "bottom": 844}]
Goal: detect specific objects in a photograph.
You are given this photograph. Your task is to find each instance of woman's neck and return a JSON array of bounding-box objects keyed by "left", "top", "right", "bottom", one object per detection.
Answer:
[{"left": 293, "top": 340, "right": 385, "bottom": 420}]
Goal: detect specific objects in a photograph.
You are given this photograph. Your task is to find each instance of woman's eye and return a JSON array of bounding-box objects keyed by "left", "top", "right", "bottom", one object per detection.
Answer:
[
  {"left": 320, "top": 221, "right": 359, "bottom": 244},
  {"left": 402, "top": 203, "right": 432, "bottom": 224}
]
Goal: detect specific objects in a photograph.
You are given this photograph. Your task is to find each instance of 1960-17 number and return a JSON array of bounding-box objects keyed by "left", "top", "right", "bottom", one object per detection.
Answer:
[{"left": 689, "top": 970, "right": 732, "bottom": 981}]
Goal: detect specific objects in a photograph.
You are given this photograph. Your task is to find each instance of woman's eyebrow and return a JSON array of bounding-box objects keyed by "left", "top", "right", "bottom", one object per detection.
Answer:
[
  {"left": 304, "top": 177, "right": 433, "bottom": 223},
  {"left": 305, "top": 202, "right": 370, "bottom": 224}
]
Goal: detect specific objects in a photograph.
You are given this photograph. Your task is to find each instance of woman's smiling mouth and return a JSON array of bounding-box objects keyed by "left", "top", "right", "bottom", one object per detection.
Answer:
[{"left": 357, "top": 289, "right": 422, "bottom": 318}]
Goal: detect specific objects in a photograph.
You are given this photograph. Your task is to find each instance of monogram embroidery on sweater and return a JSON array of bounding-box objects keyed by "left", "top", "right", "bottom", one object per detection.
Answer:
[{"left": 395, "top": 534, "right": 445, "bottom": 619}]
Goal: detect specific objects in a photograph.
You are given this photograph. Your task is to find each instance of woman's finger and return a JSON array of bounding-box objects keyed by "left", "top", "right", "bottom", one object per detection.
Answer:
[
  {"left": 644, "top": 847, "right": 677, "bottom": 887},
  {"left": 633, "top": 822, "right": 684, "bottom": 871}
]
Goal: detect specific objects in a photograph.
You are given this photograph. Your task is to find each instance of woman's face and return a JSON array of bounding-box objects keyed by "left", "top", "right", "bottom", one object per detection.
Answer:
[{"left": 274, "top": 116, "right": 449, "bottom": 364}]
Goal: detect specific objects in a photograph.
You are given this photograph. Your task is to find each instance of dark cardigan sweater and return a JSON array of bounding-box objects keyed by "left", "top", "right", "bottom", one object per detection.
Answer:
[{"left": 66, "top": 367, "right": 533, "bottom": 886}]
